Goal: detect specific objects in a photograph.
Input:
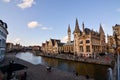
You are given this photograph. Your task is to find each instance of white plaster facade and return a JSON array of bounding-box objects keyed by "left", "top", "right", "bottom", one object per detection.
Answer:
[{"left": 0, "top": 20, "right": 8, "bottom": 62}]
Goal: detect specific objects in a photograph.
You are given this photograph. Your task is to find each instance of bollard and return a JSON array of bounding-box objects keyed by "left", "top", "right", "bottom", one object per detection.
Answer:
[{"left": 107, "top": 68, "right": 113, "bottom": 80}]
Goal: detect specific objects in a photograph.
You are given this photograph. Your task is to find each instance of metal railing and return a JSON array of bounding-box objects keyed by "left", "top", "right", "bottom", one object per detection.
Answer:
[
  {"left": 107, "top": 52, "right": 120, "bottom": 80},
  {"left": 117, "top": 54, "right": 120, "bottom": 80}
]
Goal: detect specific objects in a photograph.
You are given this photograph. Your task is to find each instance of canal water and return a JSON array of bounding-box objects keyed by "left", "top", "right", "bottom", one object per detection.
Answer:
[{"left": 16, "top": 52, "right": 110, "bottom": 80}]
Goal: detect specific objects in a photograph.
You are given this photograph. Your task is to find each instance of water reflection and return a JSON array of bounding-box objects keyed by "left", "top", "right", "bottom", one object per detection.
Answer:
[
  {"left": 42, "top": 57, "right": 108, "bottom": 80},
  {"left": 16, "top": 52, "right": 109, "bottom": 80},
  {"left": 16, "top": 52, "right": 42, "bottom": 65}
]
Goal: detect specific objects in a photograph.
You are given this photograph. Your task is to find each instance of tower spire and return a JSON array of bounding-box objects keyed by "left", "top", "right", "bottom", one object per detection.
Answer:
[
  {"left": 68, "top": 24, "right": 71, "bottom": 43},
  {"left": 99, "top": 24, "right": 104, "bottom": 34},
  {"left": 82, "top": 22, "right": 85, "bottom": 34},
  {"left": 73, "top": 18, "right": 80, "bottom": 33},
  {"left": 68, "top": 24, "right": 71, "bottom": 33}
]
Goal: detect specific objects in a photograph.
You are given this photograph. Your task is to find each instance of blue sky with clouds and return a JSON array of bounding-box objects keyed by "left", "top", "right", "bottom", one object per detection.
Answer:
[{"left": 1, "top": 0, "right": 120, "bottom": 46}]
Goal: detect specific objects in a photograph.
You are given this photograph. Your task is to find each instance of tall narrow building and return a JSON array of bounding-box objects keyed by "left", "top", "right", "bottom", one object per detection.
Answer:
[
  {"left": 73, "top": 18, "right": 81, "bottom": 55},
  {"left": 99, "top": 24, "right": 106, "bottom": 52},
  {"left": 67, "top": 25, "right": 71, "bottom": 43}
]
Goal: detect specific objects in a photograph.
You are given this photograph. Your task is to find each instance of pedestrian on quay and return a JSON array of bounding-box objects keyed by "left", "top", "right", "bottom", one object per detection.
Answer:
[
  {"left": 46, "top": 66, "right": 52, "bottom": 72},
  {"left": 73, "top": 71, "right": 78, "bottom": 76},
  {"left": 0, "top": 71, "right": 3, "bottom": 80},
  {"left": 86, "top": 75, "right": 89, "bottom": 79},
  {"left": 24, "top": 71, "right": 27, "bottom": 80}
]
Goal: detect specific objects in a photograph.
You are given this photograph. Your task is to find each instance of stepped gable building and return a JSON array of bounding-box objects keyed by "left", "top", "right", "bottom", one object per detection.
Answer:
[
  {"left": 113, "top": 24, "right": 120, "bottom": 47},
  {"left": 58, "top": 42, "right": 64, "bottom": 54},
  {"left": 41, "top": 43, "right": 45, "bottom": 53},
  {"left": 107, "top": 24, "right": 120, "bottom": 53},
  {"left": 0, "top": 20, "right": 8, "bottom": 62},
  {"left": 73, "top": 19, "right": 106, "bottom": 57},
  {"left": 107, "top": 35, "right": 115, "bottom": 53},
  {"left": 44, "top": 41, "right": 49, "bottom": 53},
  {"left": 44, "top": 39, "right": 61, "bottom": 54}
]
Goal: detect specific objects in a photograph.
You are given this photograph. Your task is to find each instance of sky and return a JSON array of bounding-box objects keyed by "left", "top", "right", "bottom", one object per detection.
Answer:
[{"left": 0, "top": 0, "right": 120, "bottom": 46}]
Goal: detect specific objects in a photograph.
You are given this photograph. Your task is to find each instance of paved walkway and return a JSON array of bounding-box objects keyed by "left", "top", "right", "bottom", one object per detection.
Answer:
[{"left": 0, "top": 53, "right": 94, "bottom": 80}]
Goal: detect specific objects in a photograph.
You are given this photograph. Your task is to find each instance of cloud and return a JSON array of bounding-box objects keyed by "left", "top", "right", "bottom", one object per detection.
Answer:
[
  {"left": 27, "top": 21, "right": 41, "bottom": 28},
  {"left": 116, "top": 8, "right": 120, "bottom": 12},
  {"left": 61, "top": 36, "right": 68, "bottom": 43},
  {"left": 3, "top": 0, "right": 11, "bottom": 2},
  {"left": 14, "top": 38, "right": 21, "bottom": 43},
  {"left": 27, "top": 21, "right": 53, "bottom": 30},
  {"left": 17, "top": 0, "right": 35, "bottom": 9},
  {"left": 41, "top": 27, "right": 52, "bottom": 30}
]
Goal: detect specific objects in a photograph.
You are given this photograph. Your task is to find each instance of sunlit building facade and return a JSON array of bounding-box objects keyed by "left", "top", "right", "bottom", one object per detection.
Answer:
[
  {"left": 73, "top": 19, "right": 106, "bottom": 57},
  {"left": 42, "top": 18, "right": 106, "bottom": 57}
]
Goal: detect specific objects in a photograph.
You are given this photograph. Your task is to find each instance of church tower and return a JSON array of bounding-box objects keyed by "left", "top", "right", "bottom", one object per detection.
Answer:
[
  {"left": 82, "top": 22, "right": 85, "bottom": 35},
  {"left": 73, "top": 18, "right": 81, "bottom": 55},
  {"left": 99, "top": 24, "right": 106, "bottom": 52},
  {"left": 67, "top": 25, "right": 71, "bottom": 43}
]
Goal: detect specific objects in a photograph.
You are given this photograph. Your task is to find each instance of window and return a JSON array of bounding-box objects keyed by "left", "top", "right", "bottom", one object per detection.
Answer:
[
  {"left": 86, "top": 40, "right": 90, "bottom": 43},
  {"left": 79, "top": 46, "right": 83, "bottom": 52},
  {"left": 86, "top": 46, "right": 90, "bottom": 52},
  {"left": 71, "top": 47, "right": 73, "bottom": 51}
]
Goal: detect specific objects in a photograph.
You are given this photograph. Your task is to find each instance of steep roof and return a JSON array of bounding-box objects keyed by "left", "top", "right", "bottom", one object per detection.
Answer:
[
  {"left": 58, "top": 43, "right": 65, "bottom": 46},
  {"left": 73, "top": 18, "right": 80, "bottom": 33},
  {"left": 115, "top": 24, "right": 120, "bottom": 26},
  {"left": 46, "top": 41, "right": 49, "bottom": 45},
  {"left": 84, "top": 28, "right": 91, "bottom": 35},
  {"left": 83, "top": 28, "right": 100, "bottom": 36},
  {"left": 99, "top": 24, "right": 104, "bottom": 34},
  {"left": 50, "top": 39, "right": 60, "bottom": 46},
  {"left": 68, "top": 25, "right": 71, "bottom": 32},
  {"left": 42, "top": 43, "right": 45, "bottom": 47},
  {"left": 63, "top": 41, "right": 74, "bottom": 46}
]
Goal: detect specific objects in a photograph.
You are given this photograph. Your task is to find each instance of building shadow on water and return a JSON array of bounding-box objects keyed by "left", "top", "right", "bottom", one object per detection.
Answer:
[{"left": 0, "top": 60, "right": 27, "bottom": 80}]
